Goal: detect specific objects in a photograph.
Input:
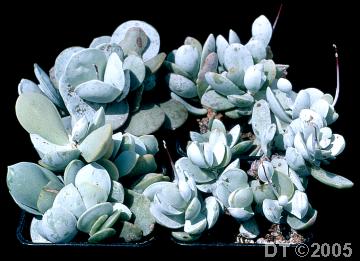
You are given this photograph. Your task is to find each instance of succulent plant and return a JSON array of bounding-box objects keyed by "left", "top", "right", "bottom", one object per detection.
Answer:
[
  {"left": 6, "top": 12, "right": 354, "bottom": 245},
  {"left": 143, "top": 153, "right": 220, "bottom": 240}
]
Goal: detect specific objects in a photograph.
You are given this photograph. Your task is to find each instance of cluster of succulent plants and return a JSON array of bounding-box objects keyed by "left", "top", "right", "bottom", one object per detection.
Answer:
[{"left": 6, "top": 15, "right": 353, "bottom": 245}]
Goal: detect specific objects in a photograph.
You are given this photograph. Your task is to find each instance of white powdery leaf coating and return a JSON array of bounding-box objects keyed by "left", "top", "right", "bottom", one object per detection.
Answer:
[
  {"left": 252, "top": 15, "right": 272, "bottom": 46},
  {"left": 245, "top": 39, "right": 266, "bottom": 62},
  {"left": 239, "top": 218, "right": 260, "bottom": 239},
  {"left": 229, "top": 29, "right": 241, "bottom": 44},
  {"left": 266, "top": 87, "right": 292, "bottom": 123},
  {"left": 40, "top": 206, "right": 77, "bottom": 243},
  {"left": 18, "top": 79, "right": 42, "bottom": 95},
  {"left": 257, "top": 161, "right": 274, "bottom": 183},
  {"left": 216, "top": 35, "right": 229, "bottom": 66},
  {"left": 205, "top": 196, "right": 220, "bottom": 229},
  {"left": 187, "top": 142, "right": 208, "bottom": 168},
  {"left": 244, "top": 65, "right": 266, "bottom": 93},
  {"left": 175, "top": 45, "right": 200, "bottom": 77},
  {"left": 104, "top": 52, "right": 126, "bottom": 92},
  {"left": 284, "top": 190, "right": 309, "bottom": 219},
  {"left": 53, "top": 183, "right": 86, "bottom": 218},
  {"left": 262, "top": 199, "right": 283, "bottom": 224},
  {"left": 224, "top": 43, "right": 253, "bottom": 72},
  {"left": 167, "top": 73, "right": 198, "bottom": 99},
  {"left": 111, "top": 20, "right": 160, "bottom": 62},
  {"left": 277, "top": 78, "right": 292, "bottom": 93},
  {"left": 71, "top": 116, "right": 89, "bottom": 142}
]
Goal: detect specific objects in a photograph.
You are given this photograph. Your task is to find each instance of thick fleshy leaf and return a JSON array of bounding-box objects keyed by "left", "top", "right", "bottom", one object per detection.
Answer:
[
  {"left": 170, "top": 92, "right": 207, "bottom": 115},
  {"left": 97, "top": 159, "right": 119, "bottom": 181},
  {"left": 224, "top": 43, "right": 253, "bottom": 73},
  {"left": 111, "top": 20, "right": 160, "bottom": 62},
  {"left": 62, "top": 48, "right": 107, "bottom": 87},
  {"left": 114, "top": 151, "right": 139, "bottom": 178},
  {"left": 250, "top": 180, "right": 276, "bottom": 205},
  {"left": 197, "top": 52, "right": 218, "bottom": 98},
  {"left": 310, "top": 166, "right": 353, "bottom": 189},
  {"left": 184, "top": 36, "right": 202, "bottom": 56},
  {"left": 272, "top": 170, "right": 295, "bottom": 199},
  {"left": 64, "top": 160, "right": 85, "bottom": 185},
  {"left": 285, "top": 147, "right": 308, "bottom": 175},
  {"left": 284, "top": 190, "right": 309, "bottom": 219},
  {"left": 125, "top": 103, "right": 165, "bottom": 136},
  {"left": 34, "top": 64, "right": 65, "bottom": 109},
  {"left": 160, "top": 99, "right": 188, "bottom": 130},
  {"left": 112, "top": 202, "right": 132, "bottom": 221},
  {"left": 105, "top": 100, "right": 129, "bottom": 130},
  {"left": 54, "top": 46, "right": 85, "bottom": 81},
  {"left": 163, "top": 61, "right": 193, "bottom": 79},
  {"left": 262, "top": 199, "right": 283, "bottom": 224},
  {"left": 108, "top": 181, "right": 125, "bottom": 203},
  {"left": 125, "top": 189, "right": 156, "bottom": 236},
  {"left": 252, "top": 15, "right": 272, "bottom": 46},
  {"left": 227, "top": 93, "right": 254, "bottom": 108},
  {"left": 184, "top": 197, "right": 201, "bottom": 220},
  {"left": 200, "top": 34, "right": 216, "bottom": 68},
  {"left": 30, "top": 217, "right": 50, "bottom": 243},
  {"left": 131, "top": 173, "right": 169, "bottom": 193},
  {"left": 176, "top": 157, "right": 216, "bottom": 183},
  {"left": 228, "top": 187, "right": 253, "bottom": 208},
  {"left": 89, "top": 35, "right": 111, "bottom": 48},
  {"left": 119, "top": 221, "right": 143, "bottom": 242},
  {"left": 229, "top": 29, "right": 241, "bottom": 44},
  {"left": 184, "top": 213, "right": 207, "bottom": 235},
  {"left": 75, "top": 80, "right": 120, "bottom": 103},
  {"left": 287, "top": 207, "right": 317, "bottom": 230},
  {"left": 205, "top": 72, "right": 244, "bottom": 96},
  {"left": 251, "top": 99, "right": 272, "bottom": 137},
  {"left": 139, "top": 135, "right": 159, "bottom": 155},
  {"left": 119, "top": 27, "right": 148, "bottom": 56},
  {"left": 40, "top": 206, "right": 77, "bottom": 243},
  {"left": 239, "top": 218, "right": 260, "bottom": 239},
  {"left": 266, "top": 87, "right": 292, "bottom": 123},
  {"left": 123, "top": 54, "right": 146, "bottom": 90},
  {"left": 79, "top": 124, "right": 113, "bottom": 162},
  {"left": 228, "top": 207, "right": 254, "bottom": 221},
  {"left": 205, "top": 196, "right": 220, "bottom": 229},
  {"left": 7, "top": 162, "right": 59, "bottom": 211},
  {"left": 37, "top": 180, "right": 63, "bottom": 214},
  {"left": 16, "top": 93, "right": 69, "bottom": 145},
  {"left": 246, "top": 39, "right": 266, "bottom": 62},
  {"left": 129, "top": 154, "right": 157, "bottom": 177},
  {"left": 257, "top": 161, "right": 274, "bottom": 183},
  {"left": 104, "top": 52, "right": 125, "bottom": 91},
  {"left": 77, "top": 202, "right": 113, "bottom": 233},
  {"left": 201, "top": 90, "right": 235, "bottom": 111},
  {"left": 215, "top": 35, "right": 229, "bottom": 66},
  {"left": 175, "top": 45, "right": 200, "bottom": 77},
  {"left": 150, "top": 203, "right": 184, "bottom": 229},
  {"left": 292, "top": 90, "right": 310, "bottom": 119},
  {"left": 18, "top": 79, "right": 42, "bottom": 95},
  {"left": 30, "top": 134, "right": 80, "bottom": 171},
  {"left": 244, "top": 65, "right": 266, "bottom": 93},
  {"left": 329, "top": 134, "right": 345, "bottom": 157},
  {"left": 88, "top": 228, "right": 116, "bottom": 243},
  {"left": 53, "top": 183, "right": 86, "bottom": 218},
  {"left": 144, "top": 52, "right": 166, "bottom": 73},
  {"left": 89, "top": 214, "right": 109, "bottom": 236},
  {"left": 166, "top": 73, "right": 197, "bottom": 99},
  {"left": 75, "top": 163, "right": 111, "bottom": 208}
]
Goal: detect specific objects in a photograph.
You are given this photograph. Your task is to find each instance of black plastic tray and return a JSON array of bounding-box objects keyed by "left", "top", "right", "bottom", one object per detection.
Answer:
[{"left": 17, "top": 211, "right": 301, "bottom": 248}]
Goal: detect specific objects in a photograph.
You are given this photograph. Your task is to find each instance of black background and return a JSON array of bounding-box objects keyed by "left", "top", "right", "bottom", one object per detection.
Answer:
[{"left": 1, "top": 0, "right": 358, "bottom": 259}]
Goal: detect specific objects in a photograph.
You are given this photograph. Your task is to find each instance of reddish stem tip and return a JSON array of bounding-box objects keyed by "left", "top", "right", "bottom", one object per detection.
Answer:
[{"left": 273, "top": 3, "right": 283, "bottom": 30}]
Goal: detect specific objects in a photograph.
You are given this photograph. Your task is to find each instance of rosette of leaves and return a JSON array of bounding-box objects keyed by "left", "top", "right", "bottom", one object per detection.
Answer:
[
  {"left": 9, "top": 95, "right": 168, "bottom": 242},
  {"left": 18, "top": 20, "right": 188, "bottom": 136},
  {"left": 250, "top": 158, "right": 317, "bottom": 231},
  {"left": 143, "top": 160, "right": 220, "bottom": 242}
]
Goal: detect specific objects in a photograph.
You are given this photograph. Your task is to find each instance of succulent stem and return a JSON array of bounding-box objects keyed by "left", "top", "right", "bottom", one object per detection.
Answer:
[
  {"left": 332, "top": 44, "right": 340, "bottom": 107},
  {"left": 273, "top": 3, "right": 283, "bottom": 30}
]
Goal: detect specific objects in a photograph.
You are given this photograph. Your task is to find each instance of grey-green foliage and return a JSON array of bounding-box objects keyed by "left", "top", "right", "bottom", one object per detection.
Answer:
[
  {"left": 17, "top": 20, "right": 188, "bottom": 136},
  {"left": 9, "top": 99, "right": 165, "bottom": 243}
]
